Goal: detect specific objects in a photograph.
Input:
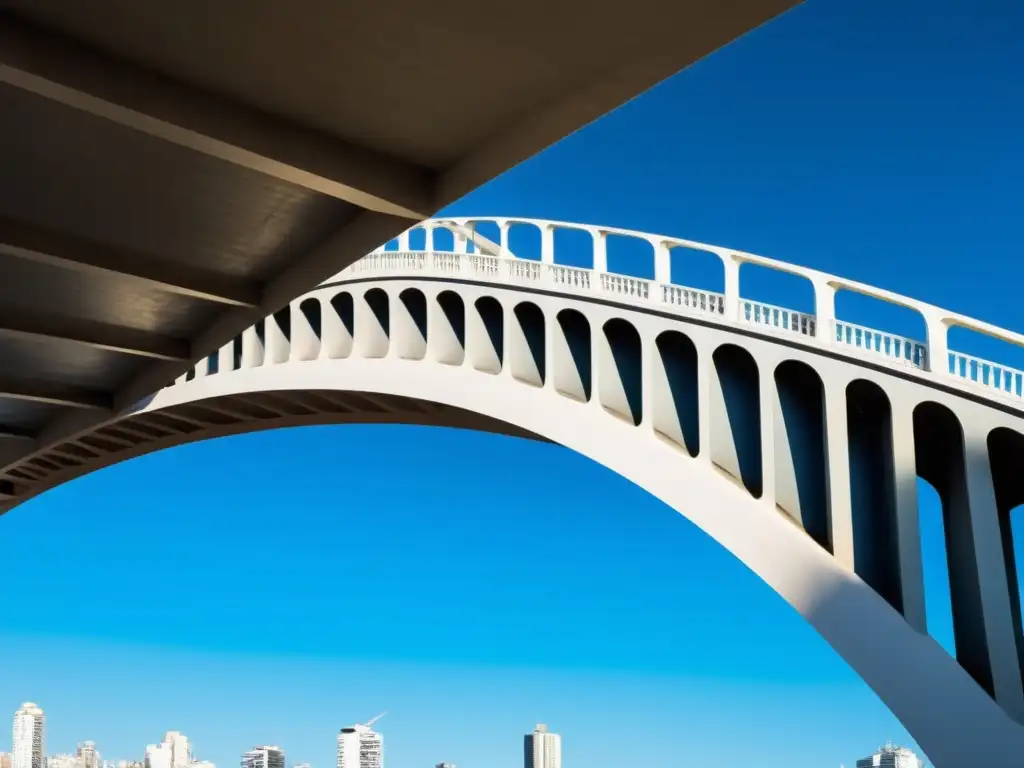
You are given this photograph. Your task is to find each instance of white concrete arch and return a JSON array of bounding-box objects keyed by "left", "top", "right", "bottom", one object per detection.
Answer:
[{"left": 6, "top": 218, "right": 1024, "bottom": 766}]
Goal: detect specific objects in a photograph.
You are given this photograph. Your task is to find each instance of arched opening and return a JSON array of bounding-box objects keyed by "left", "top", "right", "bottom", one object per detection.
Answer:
[
  {"left": 914, "top": 402, "right": 993, "bottom": 694},
  {"left": 395, "top": 288, "right": 428, "bottom": 361},
  {"left": 326, "top": 292, "right": 354, "bottom": 359},
  {"left": 431, "top": 291, "right": 466, "bottom": 366},
  {"left": 739, "top": 263, "right": 815, "bottom": 336},
  {"left": 267, "top": 307, "right": 291, "bottom": 364},
  {"left": 846, "top": 380, "right": 901, "bottom": 610},
  {"left": 357, "top": 288, "right": 390, "bottom": 359},
  {"left": 507, "top": 222, "right": 542, "bottom": 261},
  {"left": 710, "top": 344, "right": 761, "bottom": 498},
  {"left": 510, "top": 302, "right": 545, "bottom": 387},
  {"left": 468, "top": 296, "right": 503, "bottom": 375},
  {"left": 407, "top": 226, "right": 427, "bottom": 251},
  {"left": 293, "top": 298, "right": 322, "bottom": 361},
  {"left": 651, "top": 330, "right": 700, "bottom": 457},
  {"left": 553, "top": 309, "right": 591, "bottom": 403},
  {"left": 599, "top": 318, "right": 643, "bottom": 426},
  {"left": 773, "top": 361, "right": 828, "bottom": 551},
  {"left": 552, "top": 226, "right": 595, "bottom": 270},
  {"left": 432, "top": 226, "right": 456, "bottom": 253},
  {"left": 985, "top": 427, "right": 1024, "bottom": 683},
  {"left": 668, "top": 245, "right": 725, "bottom": 294},
  {"left": 232, "top": 335, "right": 243, "bottom": 371},
  {"left": 606, "top": 234, "right": 654, "bottom": 280},
  {"left": 835, "top": 290, "right": 927, "bottom": 369}
]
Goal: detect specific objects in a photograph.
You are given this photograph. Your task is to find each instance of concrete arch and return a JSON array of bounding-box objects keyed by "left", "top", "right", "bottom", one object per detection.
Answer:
[{"left": 21, "top": 354, "right": 1023, "bottom": 767}]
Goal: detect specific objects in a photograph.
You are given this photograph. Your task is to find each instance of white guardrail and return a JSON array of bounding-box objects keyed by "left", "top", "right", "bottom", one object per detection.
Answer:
[{"left": 327, "top": 217, "right": 1024, "bottom": 404}]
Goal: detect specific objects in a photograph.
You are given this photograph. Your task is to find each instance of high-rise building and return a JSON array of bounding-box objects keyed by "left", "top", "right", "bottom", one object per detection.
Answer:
[
  {"left": 47, "top": 756, "right": 79, "bottom": 768},
  {"left": 12, "top": 703, "right": 45, "bottom": 768},
  {"left": 78, "top": 742, "right": 100, "bottom": 768},
  {"left": 855, "top": 742, "right": 925, "bottom": 768},
  {"left": 337, "top": 724, "right": 383, "bottom": 768},
  {"left": 163, "top": 733, "right": 190, "bottom": 768},
  {"left": 145, "top": 744, "right": 172, "bottom": 768},
  {"left": 240, "top": 747, "right": 284, "bottom": 768},
  {"left": 524, "top": 724, "right": 560, "bottom": 768}
]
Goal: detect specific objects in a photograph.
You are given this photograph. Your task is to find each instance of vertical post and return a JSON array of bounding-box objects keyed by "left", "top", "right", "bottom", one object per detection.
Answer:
[
  {"left": 723, "top": 254, "right": 741, "bottom": 322},
  {"left": 925, "top": 310, "right": 950, "bottom": 375},
  {"left": 653, "top": 240, "right": 671, "bottom": 284},
  {"left": 540, "top": 224, "right": 555, "bottom": 264},
  {"left": 397, "top": 229, "right": 410, "bottom": 252},
  {"left": 592, "top": 230, "right": 608, "bottom": 272},
  {"left": 499, "top": 221, "right": 511, "bottom": 255},
  {"left": 424, "top": 225, "right": 435, "bottom": 252},
  {"left": 813, "top": 278, "right": 836, "bottom": 343}
]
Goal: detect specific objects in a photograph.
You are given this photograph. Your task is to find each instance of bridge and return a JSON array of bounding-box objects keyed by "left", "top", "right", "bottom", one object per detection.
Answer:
[{"left": 3, "top": 216, "right": 1024, "bottom": 766}]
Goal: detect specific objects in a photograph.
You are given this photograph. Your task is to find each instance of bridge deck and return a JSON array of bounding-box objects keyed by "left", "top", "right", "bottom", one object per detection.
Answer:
[{"left": 0, "top": 1, "right": 800, "bottom": 469}]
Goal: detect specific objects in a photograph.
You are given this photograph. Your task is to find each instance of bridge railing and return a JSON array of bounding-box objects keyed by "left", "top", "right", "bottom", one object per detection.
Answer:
[{"left": 319, "top": 216, "right": 1024, "bottom": 404}]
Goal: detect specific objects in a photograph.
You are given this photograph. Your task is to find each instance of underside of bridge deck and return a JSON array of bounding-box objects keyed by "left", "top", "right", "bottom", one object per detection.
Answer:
[{"left": 0, "top": 0, "right": 800, "bottom": 489}]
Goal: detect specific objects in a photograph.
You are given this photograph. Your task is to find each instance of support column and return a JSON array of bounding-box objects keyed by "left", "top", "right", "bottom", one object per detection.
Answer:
[
  {"left": 397, "top": 229, "right": 410, "bottom": 252},
  {"left": 424, "top": 225, "right": 435, "bottom": 251},
  {"left": 961, "top": 428, "right": 1024, "bottom": 721},
  {"left": 925, "top": 310, "right": 949, "bottom": 376},
  {"left": 890, "top": 401, "right": 927, "bottom": 634},
  {"left": 824, "top": 380, "right": 855, "bottom": 571},
  {"left": 723, "top": 255, "right": 741, "bottom": 322},
  {"left": 653, "top": 240, "right": 671, "bottom": 285},
  {"left": 813, "top": 278, "right": 836, "bottom": 343},
  {"left": 592, "top": 230, "right": 608, "bottom": 273},
  {"left": 540, "top": 224, "right": 555, "bottom": 264}
]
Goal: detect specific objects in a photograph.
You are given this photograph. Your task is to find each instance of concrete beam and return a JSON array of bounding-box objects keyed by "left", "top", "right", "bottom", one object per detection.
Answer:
[
  {"left": 0, "top": 306, "right": 190, "bottom": 361},
  {"left": 0, "top": 215, "right": 262, "bottom": 308},
  {"left": 0, "top": 14, "right": 434, "bottom": 218}
]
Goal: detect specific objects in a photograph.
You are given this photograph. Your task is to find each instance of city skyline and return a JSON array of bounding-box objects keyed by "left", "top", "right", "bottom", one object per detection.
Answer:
[
  {"left": 4, "top": 701, "right": 927, "bottom": 768},
  {"left": 0, "top": 1, "right": 1021, "bottom": 766}
]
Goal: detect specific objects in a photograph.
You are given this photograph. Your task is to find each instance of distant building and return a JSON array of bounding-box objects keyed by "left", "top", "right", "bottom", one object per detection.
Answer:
[
  {"left": 163, "top": 733, "right": 190, "bottom": 768},
  {"left": 1, "top": 752, "right": 13, "bottom": 768},
  {"left": 77, "top": 742, "right": 99, "bottom": 768},
  {"left": 337, "top": 724, "right": 382, "bottom": 768},
  {"left": 240, "top": 747, "right": 284, "bottom": 768},
  {"left": 293, "top": 763, "right": 310, "bottom": 768},
  {"left": 188, "top": 761, "right": 215, "bottom": 768},
  {"left": 47, "top": 756, "right": 80, "bottom": 768},
  {"left": 855, "top": 742, "right": 925, "bottom": 768},
  {"left": 146, "top": 743, "right": 172, "bottom": 768},
  {"left": 435, "top": 764, "right": 456, "bottom": 768},
  {"left": 13, "top": 704, "right": 45, "bottom": 768},
  {"left": 524, "top": 724, "right": 560, "bottom": 768}
]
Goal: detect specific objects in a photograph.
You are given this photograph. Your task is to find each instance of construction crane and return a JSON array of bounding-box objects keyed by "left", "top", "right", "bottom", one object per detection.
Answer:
[{"left": 365, "top": 712, "right": 387, "bottom": 728}]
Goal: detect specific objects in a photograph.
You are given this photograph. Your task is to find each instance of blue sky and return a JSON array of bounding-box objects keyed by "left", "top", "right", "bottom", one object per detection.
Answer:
[{"left": 2, "top": 1, "right": 1022, "bottom": 767}]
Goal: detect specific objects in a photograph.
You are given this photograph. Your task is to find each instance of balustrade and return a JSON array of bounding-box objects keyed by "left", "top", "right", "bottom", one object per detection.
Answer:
[
  {"left": 834, "top": 320, "right": 928, "bottom": 370},
  {"left": 294, "top": 217, "right": 1024, "bottom": 406}
]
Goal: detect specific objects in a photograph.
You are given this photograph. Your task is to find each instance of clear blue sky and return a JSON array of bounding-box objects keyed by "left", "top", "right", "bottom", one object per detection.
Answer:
[{"left": 2, "top": 1, "right": 1022, "bottom": 767}]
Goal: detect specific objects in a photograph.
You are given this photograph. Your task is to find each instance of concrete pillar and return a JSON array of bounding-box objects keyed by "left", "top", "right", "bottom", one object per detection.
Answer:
[
  {"left": 654, "top": 240, "right": 671, "bottom": 284},
  {"left": 813, "top": 278, "right": 836, "bottom": 343},
  {"left": 823, "top": 381, "right": 855, "bottom": 571},
  {"left": 592, "top": 230, "right": 607, "bottom": 274},
  {"left": 723, "top": 255, "right": 741, "bottom": 322},
  {"left": 890, "top": 401, "right": 927, "bottom": 634},
  {"left": 961, "top": 428, "right": 1024, "bottom": 721}
]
